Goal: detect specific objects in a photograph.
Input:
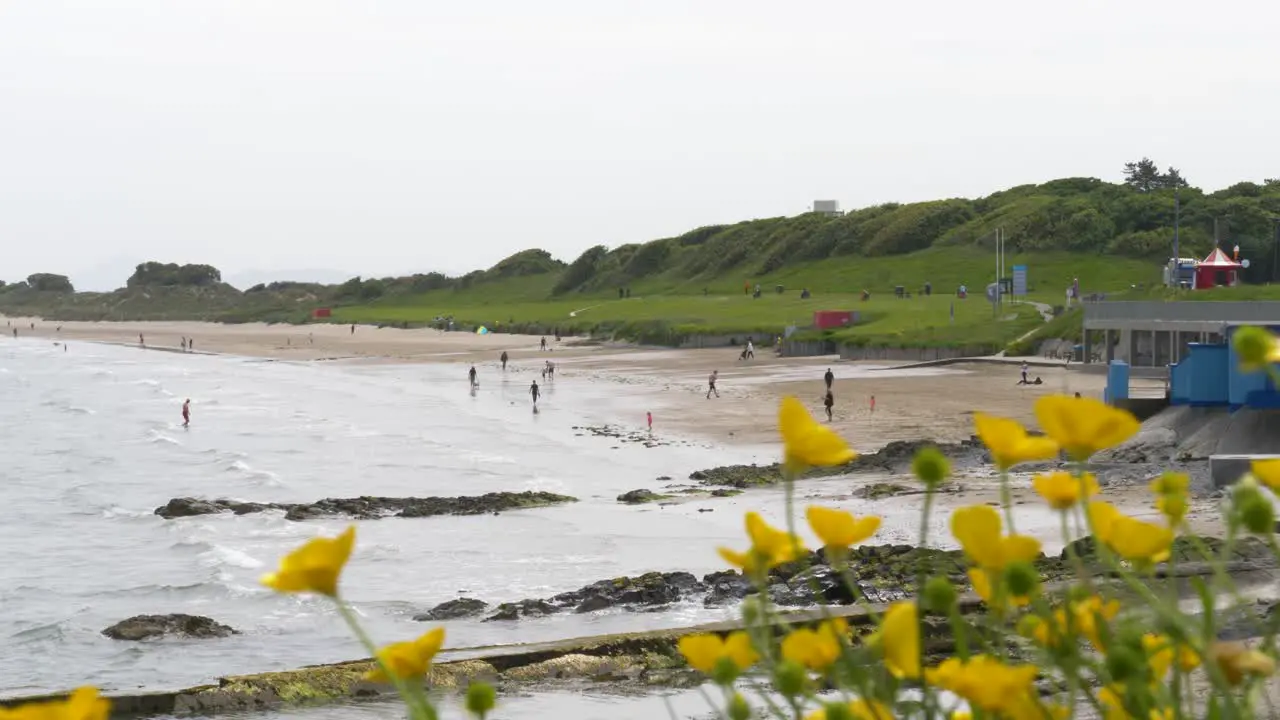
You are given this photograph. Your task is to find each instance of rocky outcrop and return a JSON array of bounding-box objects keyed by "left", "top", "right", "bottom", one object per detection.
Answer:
[
  {"left": 154, "top": 492, "right": 578, "bottom": 521},
  {"left": 616, "top": 489, "right": 668, "bottom": 504},
  {"left": 689, "top": 437, "right": 987, "bottom": 488},
  {"left": 414, "top": 598, "right": 489, "bottom": 621},
  {"left": 102, "top": 614, "right": 239, "bottom": 641},
  {"left": 483, "top": 572, "right": 705, "bottom": 621}
]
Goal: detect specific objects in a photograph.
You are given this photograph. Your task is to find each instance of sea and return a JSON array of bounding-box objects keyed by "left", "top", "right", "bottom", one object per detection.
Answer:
[{"left": 0, "top": 337, "right": 854, "bottom": 719}]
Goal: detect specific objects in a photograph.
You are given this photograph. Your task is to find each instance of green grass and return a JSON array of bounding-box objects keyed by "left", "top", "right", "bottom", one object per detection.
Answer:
[{"left": 332, "top": 247, "right": 1145, "bottom": 349}]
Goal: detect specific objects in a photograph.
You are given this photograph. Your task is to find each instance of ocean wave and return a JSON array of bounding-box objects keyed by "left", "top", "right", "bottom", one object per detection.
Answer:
[
  {"left": 100, "top": 506, "right": 151, "bottom": 520},
  {"left": 197, "top": 544, "right": 264, "bottom": 571},
  {"left": 146, "top": 430, "right": 181, "bottom": 446},
  {"left": 9, "top": 619, "right": 67, "bottom": 643},
  {"left": 225, "top": 460, "right": 283, "bottom": 486}
]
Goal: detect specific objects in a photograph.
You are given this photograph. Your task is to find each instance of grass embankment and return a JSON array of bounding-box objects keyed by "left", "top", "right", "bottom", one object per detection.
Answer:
[{"left": 333, "top": 247, "right": 1154, "bottom": 350}]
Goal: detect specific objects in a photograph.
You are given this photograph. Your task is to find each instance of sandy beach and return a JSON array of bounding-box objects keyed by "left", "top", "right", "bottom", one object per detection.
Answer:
[{"left": 1, "top": 315, "right": 1168, "bottom": 451}]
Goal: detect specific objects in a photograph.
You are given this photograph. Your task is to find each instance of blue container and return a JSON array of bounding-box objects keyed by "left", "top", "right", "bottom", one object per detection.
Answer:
[{"left": 1105, "top": 360, "right": 1129, "bottom": 405}]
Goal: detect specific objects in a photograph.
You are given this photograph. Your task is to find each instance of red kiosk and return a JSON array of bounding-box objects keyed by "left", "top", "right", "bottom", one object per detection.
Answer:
[{"left": 1193, "top": 248, "right": 1241, "bottom": 289}]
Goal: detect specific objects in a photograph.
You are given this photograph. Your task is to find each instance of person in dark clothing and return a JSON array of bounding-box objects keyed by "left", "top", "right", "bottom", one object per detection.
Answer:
[
  {"left": 500, "top": 351, "right": 509, "bottom": 371},
  {"left": 824, "top": 368, "right": 834, "bottom": 390},
  {"left": 823, "top": 390, "right": 834, "bottom": 421},
  {"left": 468, "top": 366, "right": 478, "bottom": 388},
  {"left": 530, "top": 380, "right": 540, "bottom": 406}
]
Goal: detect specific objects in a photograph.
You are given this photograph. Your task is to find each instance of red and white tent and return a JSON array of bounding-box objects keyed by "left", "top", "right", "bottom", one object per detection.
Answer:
[{"left": 1194, "top": 248, "right": 1242, "bottom": 289}]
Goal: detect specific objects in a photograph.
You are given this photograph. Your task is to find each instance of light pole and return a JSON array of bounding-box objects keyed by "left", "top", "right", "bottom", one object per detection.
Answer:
[{"left": 1172, "top": 187, "right": 1180, "bottom": 287}]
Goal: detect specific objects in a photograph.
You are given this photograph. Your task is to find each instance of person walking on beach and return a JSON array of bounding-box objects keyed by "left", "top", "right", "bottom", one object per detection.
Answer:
[
  {"left": 350, "top": 324, "right": 356, "bottom": 335},
  {"left": 181, "top": 336, "right": 187, "bottom": 352},
  {"left": 181, "top": 399, "right": 191, "bottom": 428},
  {"left": 1019, "top": 361, "right": 1029, "bottom": 385},
  {"left": 530, "top": 380, "right": 540, "bottom": 407},
  {"left": 468, "top": 366, "right": 478, "bottom": 388},
  {"left": 870, "top": 395, "right": 876, "bottom": 414},
  {"left": 139, "top": 333, "right": 145, "bottom": 347},
  {"left": 540, "top": 337, "right": 547, "bottom": 352},
  {"left": 706, "top": 370, "right": 720, "bottom": 399},
  {"left": 500, "top": 351, "right": 509, "bottom": 371},
  {"left": 647, "top": 411, "right": 653, "bottom": 432},
  {"left": 824, "top": 368, "right": 834, "bottom": 390},
  {"left": 745, "top": 340, "right": 754, "bottom": 359},
  {"left": 823, "top": 389, "right": 834, "bottom": 422}
]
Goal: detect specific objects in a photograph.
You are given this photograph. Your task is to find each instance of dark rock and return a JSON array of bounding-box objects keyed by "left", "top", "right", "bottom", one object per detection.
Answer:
[
  {"left": 853, "top": 482, "right": 912, "bottom": 500},
  {"left": 617, "top": 489, "right": 664, "bottom": 504},
  {"left": 702, "top": 571, "right": 754, "bottom": 607},
  {"left": 155, "top": 492, "right": 578, "bottom": 521},
  {"left": 710, "top": 489, "right": 741, "bottom": 498},
  {"left": 102, "top": 614, "right": 239, "bottom": 641},
  {"left": 484, "top": 599, "right": 559, "bottom": 622},
  {"left": 688, "top": 437, "right": 986, "bottom": 488},
  {"left": 413, "top": 598, "right": 488, "bottom": 621}
]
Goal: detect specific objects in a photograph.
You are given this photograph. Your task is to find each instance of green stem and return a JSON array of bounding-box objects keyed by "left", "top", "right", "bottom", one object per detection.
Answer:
[{"left": 335, "top": 599, "right": 434, "bottom": 720}]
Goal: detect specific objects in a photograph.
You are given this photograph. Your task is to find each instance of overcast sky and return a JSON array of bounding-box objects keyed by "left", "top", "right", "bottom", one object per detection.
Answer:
[{"left": 2, "top": 1, "right": 1279, "bottom": 290}]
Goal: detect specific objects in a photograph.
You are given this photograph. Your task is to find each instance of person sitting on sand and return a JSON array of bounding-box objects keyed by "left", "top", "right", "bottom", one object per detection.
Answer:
[{"left": 823, "top": 390, "right": 834, "bottom": 421}]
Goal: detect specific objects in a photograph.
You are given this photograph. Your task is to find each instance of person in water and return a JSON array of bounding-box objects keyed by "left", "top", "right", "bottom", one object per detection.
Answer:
[
  {"left": 530, "top": 380, "right": 540, "bottom": 406},
  {"left": 181, "top": 399, "right": 191, "bottom": 428},
  {"left": 468, "top": 366, "right": 478, "bottom": 387},
  {"left": 500, "top": 351, "right": 509, "bottom": 371}
]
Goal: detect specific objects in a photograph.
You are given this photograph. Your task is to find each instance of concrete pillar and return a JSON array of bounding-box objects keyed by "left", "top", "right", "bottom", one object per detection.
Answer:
[
  {"left": 1083, "top": 330, "right": 1092, "bottom": 364},
  {"left": 1105, "top": 329, "right": 1115, "bottom": 364},
  {"left": 1126, "top": 329, "right": 1137, "bottom": 365},
  {"left": 1172, "top": 331, "right": 1180, "bottom": 364}
]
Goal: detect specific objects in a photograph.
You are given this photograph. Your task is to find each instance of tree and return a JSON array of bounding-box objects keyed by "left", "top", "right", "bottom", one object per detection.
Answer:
[
  {"left": 26, "top": 273, "right": 74, "bottom": 292},
  {"left": 1122, "top": 158, "right": 1188, "bottom": 191},
  {"left": 127, "top": 262, "right": 221, "bottom": 287}
]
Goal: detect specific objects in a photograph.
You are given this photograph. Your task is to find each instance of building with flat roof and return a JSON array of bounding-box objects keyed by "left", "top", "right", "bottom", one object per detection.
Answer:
[
  {"left": 812, "top": 200, "right": 841, "bottom": 217},
  {"left": 1081, "top": 300, "right": 1280, "bottom": 368}
]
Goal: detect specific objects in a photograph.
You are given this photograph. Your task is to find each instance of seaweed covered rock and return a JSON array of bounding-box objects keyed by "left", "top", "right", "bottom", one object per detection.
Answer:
[
  {"left": 414, "top": 598, "right": 489, "bottom": 621},
  {"left": 102, "top": 614, "right": 239, "bottom": 641},
  {"left": 155, "top": 492, "right": 578, "bottom": 521}
]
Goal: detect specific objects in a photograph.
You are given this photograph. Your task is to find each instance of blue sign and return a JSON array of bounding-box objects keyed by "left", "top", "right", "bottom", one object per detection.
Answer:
[{"left": 1012, "top": 265, "right": 1028, "bottom": 296}]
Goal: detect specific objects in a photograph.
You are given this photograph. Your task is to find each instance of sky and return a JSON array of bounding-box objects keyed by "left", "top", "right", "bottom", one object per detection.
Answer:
[{"left": 2, "top": 1, "right": 1279, "bottom": 291}]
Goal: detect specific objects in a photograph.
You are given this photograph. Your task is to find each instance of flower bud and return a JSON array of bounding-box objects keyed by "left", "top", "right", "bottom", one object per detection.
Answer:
[
  {"left": 741, "top": 595, "right": 765, "bottom": 625},
  {"left": 1003, "top": 561, "right": 1040, "bottom": 598},
  {"left": 1106, "top": 644, "right": 1143, "bottom": 682},
  {"left": 712, "top": 656, "right": 741, "bottom": 686},
  {"left": 912, "top": 447, "right": 951, "bottom": 488},
  {"left": 822, "top": 702, "right": 855, "bottom": 720},
  {"left": 923, "top": 576, "right": 957, "bottom": 613},
  {"left": 465, "top": 682, "right": 496, "bottom": 718},
  {"left": 727, "top": 693, "right": 752, "bottom": 720},
  {"left": 1239, "top": 492, "right": 1275, "bottom": 535},
  {"left": 1232, "top": 326, "right": 1277, "bottom": 371},
  {"left": 773, "top": 660, "right": 807, "bottom": 697}
]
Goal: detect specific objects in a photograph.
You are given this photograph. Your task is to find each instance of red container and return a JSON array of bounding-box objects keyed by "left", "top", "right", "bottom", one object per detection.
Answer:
[
  {"left": 813, "top": 310, "right": 857, "bottom": 329},
  {"left": 312, "top": 307, "right": 332, "bottom": 318}
]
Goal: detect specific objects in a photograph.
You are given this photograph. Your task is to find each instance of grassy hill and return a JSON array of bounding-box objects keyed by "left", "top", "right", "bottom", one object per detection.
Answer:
[{"left": 5, "top": 174, "right": 1279, "bottom": 352}]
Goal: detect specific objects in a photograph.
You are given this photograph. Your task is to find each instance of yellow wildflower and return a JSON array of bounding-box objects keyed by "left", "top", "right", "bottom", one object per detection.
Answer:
[
  {"left": 804, "top": 700, "right": 893, "bottom": 720},
  {"left": 1025, "top": 596, "right": 1120, "bottom": 650},
  {"left": 0, "top": 687, "right": 109, "bottom": 720},
  {"left": 1150, "top": 472, "right": 1190, "bottom": 525},
  {"left": 1232, "top": 326, "right": 1280, "bottom": 372},
  {"left": 969, "top": 568, "right": 1032, "bottom": 609},
  {"left": 805, "top": 506, "right": 880, "bottom": 550},
  {"left": 1144, "top": 633, "right": 1200, "bottom": 679},
  {"left": 1089, "top": 501, "right": 1173, "bottom": 564},
  {"left": 261, "top": 525, "right": 356, "bottom": 597},
  {"left": 973, "top": 413, "right": 1060, "bottom": 470},
  {"left": 779, "top": 396, "right": 856, "bottom": 470},
  {"left": 950, "top": 505, "right": 1042, "bottom": 569},
  {"left": 1097, "top": 686, "right": 1171, "bottom": 720},
  {"left": 677, "top": 631, "right": 758, "bottom": 675},
  {"left": 876, "top": 601, "right": 920, "bottom": 679},
  {"left": 1251, "top": 459, "right": 1280, "bottom": 493},
  {"left": 718, "top": 512, "right": 806, "bottom": 574},
  {"left": 926, "top": 655, "right": 1038, "bottom": 715},
  {"left": 366, "top": 627, "right": 445, "bottom": 683},
  {"left": 1033, "top": 471, "right": 1100, "bottom": 510},
  {"left": 1035, "top": 394, "right": 1139, "bottom": 461},
  {"left": 781, "top": 619, "right": 847, "bottom": 672},
  {"left": 1209, "top": 641, "right": 1276, "bottom": 685}
]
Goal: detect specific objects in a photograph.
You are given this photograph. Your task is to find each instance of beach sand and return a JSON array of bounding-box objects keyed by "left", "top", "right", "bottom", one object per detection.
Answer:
[{"left": 3, "top": 315, "right": 1165, "bottom": 451}]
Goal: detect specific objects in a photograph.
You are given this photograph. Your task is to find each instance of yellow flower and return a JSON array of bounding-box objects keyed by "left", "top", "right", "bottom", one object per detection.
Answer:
[
  {"left": 0, "top": 687, "right": 109, "bottom": 720},
  {"left": 969, "top": 568, "right": 1032, "bottom": 609},
  {"left": 718, "top": 512, "right": 806, "bottom": 574},
  {"left": 806, "top": 506, "right": 880, "bottom": 550},
  {"left": 1097, "top": 686, "right": 1171, "bottom": 720},
  {"left": 781, "top": 619, "right": 847, "bottom": 672},
  {"left": 973, "top": 413, "right": 1060, "bottom": 470},
  {"left": 261, "top": 526, "right": 356, "bottom": 597},
  {"left": 366, "top": 627, "right": 445, "bottom": 683},
  {"left": 677, "top": 631, "right": 758, "bottom": 675},
  {"left": 805, "top": 700, "right": 893, "bottom": 720},
  {"left": 1035, "top": 395, "right": 1139, "bottom": 461},
  {"left": 1150, "top": 472, "right": 1190, "bottom": 525},
  {"left": 1232, "top": 326, "right": 1280, "bottom": 372},
  {"left": 779, "top": 395, "right": 856, "bottom": 470},
  {"left": 1209, "top": 641, "right": 1276, "bottom": 685},
  {"left": 1251, "top": 459, "right": 1280, "bottom": 493},
  {"left": 926, "top": 655, "right": 1038, "bottom": 714},
  {"left": 950, "top": 505, "right": 1042, "bottom": 569},
  {"left": 1033, "top": 471, "right": 1100, "bottom": 510},
  {"left": 1144, "top": 633, "right": 1200, "bottom": 679},
  {"left": 1088, "top": 501, "right": 1173, "bottom": 564},
  {"left": 877, "top": 601, "right": 920, "bottom": 679}
]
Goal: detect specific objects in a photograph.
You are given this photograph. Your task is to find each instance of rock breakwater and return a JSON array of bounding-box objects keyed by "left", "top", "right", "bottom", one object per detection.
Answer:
[{"left": 154, "top": 492, "right": 578, "bottom": 521}]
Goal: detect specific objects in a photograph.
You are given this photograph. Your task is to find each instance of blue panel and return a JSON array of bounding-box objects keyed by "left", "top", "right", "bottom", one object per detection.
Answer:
[
  {"left": 1105, "top": 360, "right": 1130, "bottom": 405},
  {"left": 1188, "top": 344, "right": 1228, "bottom": 405}
]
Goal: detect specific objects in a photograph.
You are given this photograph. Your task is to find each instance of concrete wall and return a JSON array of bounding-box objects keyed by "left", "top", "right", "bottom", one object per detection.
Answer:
[{"left": 1085, "top": 301, "right": 1280, "bottom": 327}]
